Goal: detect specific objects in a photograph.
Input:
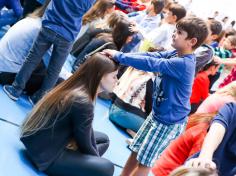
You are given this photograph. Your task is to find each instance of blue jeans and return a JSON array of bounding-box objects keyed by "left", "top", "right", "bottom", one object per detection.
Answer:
[
  {"left": 109, "top": 104, "right": 145, "bottom": 133},
  {"left": 0, "top": 10, "right": 18, "bottom": 28},
  {"left": 13, "top": 27, "right": 73, "bottom": 94}
]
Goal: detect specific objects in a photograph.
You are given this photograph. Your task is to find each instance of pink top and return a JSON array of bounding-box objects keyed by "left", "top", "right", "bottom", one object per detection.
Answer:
[{"left": 196, "top": 94, "right": 236, "bottom": 113}]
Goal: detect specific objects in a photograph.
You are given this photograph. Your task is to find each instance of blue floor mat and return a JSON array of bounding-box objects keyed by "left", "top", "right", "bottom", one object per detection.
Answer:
[
  {"left": 0, "top": 85, "right": 131, "bottom": 175},
  {"left": 0, "top": 121, "right": 46, "bottom": 176}
]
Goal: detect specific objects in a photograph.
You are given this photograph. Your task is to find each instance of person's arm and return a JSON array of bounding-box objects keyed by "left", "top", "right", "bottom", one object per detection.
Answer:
[
  {"left": 186, "top": 103, "right": 236, "bottom": 169},
  {"left": 71, "top": 100, "right": 99, "bottom": 156},
  {"left": 186, "top": 123, "right": 225, "bottom": 169},
  {"left": 103, "top": 49, "right": 184, "bottom": 79},
  {"left": 214, "top": 56, "right": 236, "bottom": 66},
  {"left": 104, "top": 49, "right": 170, "bottom": 58}
]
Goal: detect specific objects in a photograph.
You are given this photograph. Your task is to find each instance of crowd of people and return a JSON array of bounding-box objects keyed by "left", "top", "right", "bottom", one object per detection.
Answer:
[{"left": 0, "top": 0, "right": 236, "bottom": 175}]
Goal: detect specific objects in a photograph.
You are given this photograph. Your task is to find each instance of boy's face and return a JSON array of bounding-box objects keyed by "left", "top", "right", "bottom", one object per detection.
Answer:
[
  {"left": 171, "top": 29, "right": 196, "bottom": 51},
  {"left": 165, "top": 10, "right": 177, "bottom": 24},
  {"left": 146, "top": 3, "right": 154, "bottom": 14},
  {"left": 222, "top": 37, "right": 234, "bottom": 50},
  {"left": 205, "top": 30, "right": 216, "bottom": 44},
  {"left": 209, "top": 65, "right": 220, "bottom": 76},
  {"left": 205, "top": 21, "right": 219, "bottom": 44}
]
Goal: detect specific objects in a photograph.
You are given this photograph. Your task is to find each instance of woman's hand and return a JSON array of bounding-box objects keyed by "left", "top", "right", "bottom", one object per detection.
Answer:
[{"left": 129, "top": 22, "right": 139, "bottom": 33}]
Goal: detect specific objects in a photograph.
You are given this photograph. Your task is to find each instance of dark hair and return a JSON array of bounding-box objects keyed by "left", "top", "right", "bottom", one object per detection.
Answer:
[
  {"left": 222, "top": 16, "right": 229, "bottom": 22},
  {"left": 28, "top": 0, "right": 51, "bottom": 18},
  {"left": 231, "top": 20, "right": 236, "bottom": 27},
  {"left": 208, "top": 19, "right": 222, "bottom": 35},
  {"left": 112, "top": 20, "right": 134, "bottom": 50},
  {"left": 96, "top": 32, "right": 113, "bottom": 43},
  {"left": 225, "top": 28, "right": 236, "bottom": 38},
  {"left": 201, "top": 60, "right": 219, "bottom": 72},
  {"left": 152, "top": 0, "right": 165, "bottom": 14},
  {"left": 168, "top": 3, "right": 186, "bottom": 22},
  {"left": 176, "top": 17, "right": 209, "bottom": 49}
]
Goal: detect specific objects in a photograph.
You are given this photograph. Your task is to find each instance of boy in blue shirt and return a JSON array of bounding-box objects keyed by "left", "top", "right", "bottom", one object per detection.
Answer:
[
  {"left": 104, "top": 17, "right": 209, "bottom": 176},
  {"left": 4, "top": 0, "right": 95, "bottom": 104}
]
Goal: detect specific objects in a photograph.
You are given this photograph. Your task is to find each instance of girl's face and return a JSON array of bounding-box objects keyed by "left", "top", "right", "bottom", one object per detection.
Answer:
[
  {"left": 99, "top": 70, "right": 118, "bottom": 93},
  {"left": 106, "top": 6, "right": 115, "bottom": 15},
  {"left": 165, "top": 10, "right": 176, "bottom": 24}
]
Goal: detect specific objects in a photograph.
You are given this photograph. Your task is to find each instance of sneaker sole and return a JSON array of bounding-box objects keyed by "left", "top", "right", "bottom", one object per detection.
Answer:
[{"left": 3, "top": 86, "right": 19, "bottom": 101}]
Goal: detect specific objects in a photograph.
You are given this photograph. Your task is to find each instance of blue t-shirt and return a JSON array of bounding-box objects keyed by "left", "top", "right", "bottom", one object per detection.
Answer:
[
  {"left": 114, "top": 50, "right": 196, "bottom": 124},
  {"left": 42, "top": 0, "right": 95, "bottom": 42},
  {"left": 211, "top": 102, "right": 236, "bottom": 175}
]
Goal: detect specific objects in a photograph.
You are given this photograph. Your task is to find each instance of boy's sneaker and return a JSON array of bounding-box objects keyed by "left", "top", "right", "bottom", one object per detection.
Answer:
[
  {"left": 28, "top": 90, "right": 45, "bottom": 106},
  {"left": 3, "top": 85, "right": 21, "bottom": 101}
]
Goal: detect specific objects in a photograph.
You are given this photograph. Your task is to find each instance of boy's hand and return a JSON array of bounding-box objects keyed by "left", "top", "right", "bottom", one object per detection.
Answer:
[
  {"left": 185, "top": 158, "right": 216, "bottom": 170},
  {"left": 213, "top": 56, "right": 223, "bottom": 64},
  {"left": 129, "top": 22, "right": 139, "bottom": 33},
  {"left": 102, "top": 49, "right": 119, "bottom": 58}
]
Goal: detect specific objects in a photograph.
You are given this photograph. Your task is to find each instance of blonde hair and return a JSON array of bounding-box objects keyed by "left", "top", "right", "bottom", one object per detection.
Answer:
[
  {"left": 82, "top": 0, "right": 114, "bottom": 25},
  {"left": 169, "top": 166, "right": 218, "bottom": 176},
  {"left": 216, "top": 81, "right": 236, "bottom": 100},
  {"left": 106, "top": 11, "right": 127, "bottom": 28},
  {"left": 186, "top": 112, "right": 217, "bottom": 130}
]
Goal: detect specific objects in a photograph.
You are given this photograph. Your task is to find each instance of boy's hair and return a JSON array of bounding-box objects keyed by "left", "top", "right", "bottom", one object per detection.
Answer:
[
  {"left": 168, "top": 3, "right": 186, "bottom": 22},
  {"left": 176, "top": 17, "right": 209, "bottom": 49},
  {"left": 225, "top": 28, "right": 236, "bottom": 38},
  {"left": 152, "top": 0, "right": 165, "bottom": 14},
  {"left": 227, "top": 35, "right": 236, "bottom": 46},
  {"left": 208, "top": 19, "right": 222, "bottom": 35},
  {"left": 201, "top": 60, "right": 219, "bottom": 72},
  {"left": 170, "top": 166, "right": 218, "bottom": 176}
]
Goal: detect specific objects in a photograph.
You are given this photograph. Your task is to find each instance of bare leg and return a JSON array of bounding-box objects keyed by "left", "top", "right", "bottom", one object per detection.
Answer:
[
  {"left": 121, "top": 152, "right": 138, "bottom": 176},
  {"left": 131, "top": 164, "right": 150, "bottom": 176},
  {"left": 126, "top": 129, "right": 137, "bottom": 138}
]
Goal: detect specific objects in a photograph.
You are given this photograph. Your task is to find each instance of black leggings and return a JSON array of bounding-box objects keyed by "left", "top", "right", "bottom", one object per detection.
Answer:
[
  {"left": 45, "top": 132, "right": 114, "bottom": 176},
  {"left": 0, "top": 62, "right": 64, "bottom": 95}
]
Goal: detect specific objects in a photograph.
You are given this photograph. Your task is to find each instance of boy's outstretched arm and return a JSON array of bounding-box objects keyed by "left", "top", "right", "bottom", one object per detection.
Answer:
[{"left": 103, "top": 49, "right": 184, "bottom": 79}]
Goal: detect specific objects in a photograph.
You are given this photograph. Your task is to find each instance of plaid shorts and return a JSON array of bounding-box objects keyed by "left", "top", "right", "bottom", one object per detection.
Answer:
[{"left": 129, "top": 115, "right": 186, "bottom": 167}]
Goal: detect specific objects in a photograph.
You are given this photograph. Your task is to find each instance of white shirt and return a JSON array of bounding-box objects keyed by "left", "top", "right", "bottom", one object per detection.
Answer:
[{"left": 146, "top": 23, "right": 175, "bottom": 50}]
